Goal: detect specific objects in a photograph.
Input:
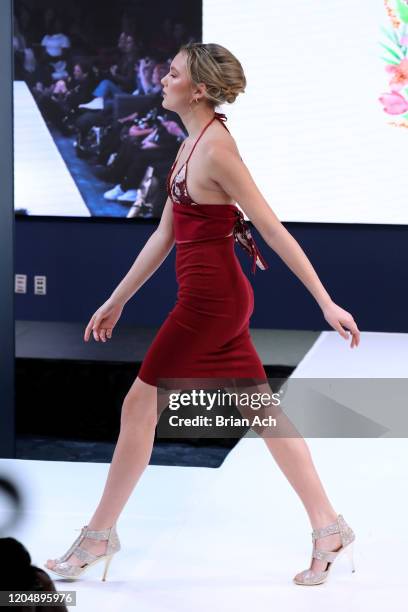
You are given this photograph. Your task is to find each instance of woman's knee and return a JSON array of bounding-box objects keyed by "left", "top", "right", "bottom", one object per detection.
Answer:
[
  {"left": 121, "top": 376, "right": 158, "bottom": 426},
  {"left": 121, "top": 395, "right": 157, "bottom": 429}
]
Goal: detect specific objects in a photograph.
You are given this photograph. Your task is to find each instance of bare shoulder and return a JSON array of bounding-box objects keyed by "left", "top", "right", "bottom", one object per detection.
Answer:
[
  {"left": 203, "top": 131, "right": 282, "bottom": 241},
  {"left": 203, "top": 136, "right": 242, "bottom": 177},
  {"left": 209, "top": 123, "right": 239, "bottom": 154},
  {"left": 201, "top": 126, "right": 241, "bottom": 173}
]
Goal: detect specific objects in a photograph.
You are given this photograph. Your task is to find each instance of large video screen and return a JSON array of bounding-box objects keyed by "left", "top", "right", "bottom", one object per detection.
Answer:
[
  {"left": 13, "top": 0, "right": 198, "bottom": 219},
  {"left": 13, "top": 0, "right": 408, "bottom": 223}
]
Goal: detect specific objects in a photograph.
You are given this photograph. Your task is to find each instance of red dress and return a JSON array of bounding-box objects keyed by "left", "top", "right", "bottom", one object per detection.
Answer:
[{"left": 137, "top": 112, "right": 269, "bottom": 388}]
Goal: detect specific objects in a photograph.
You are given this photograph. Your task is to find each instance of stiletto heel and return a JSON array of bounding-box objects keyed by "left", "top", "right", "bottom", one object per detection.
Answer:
[
  {"left": 102, "top": 554, "right": 114, "bottom": 581},
  {"left": 293, "top": 514, "right": 356, "bottom": 586},
  {"left": 44, "top": 524, "right": 121, "bottom": 581},
  {"left": 343, "top": 540, "right": 355, "bottom": 573}
]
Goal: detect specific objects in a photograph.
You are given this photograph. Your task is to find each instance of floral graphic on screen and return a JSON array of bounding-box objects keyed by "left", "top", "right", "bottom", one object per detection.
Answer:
[{"left": 378, "top": 0, "right": 408, "bottom": 126}]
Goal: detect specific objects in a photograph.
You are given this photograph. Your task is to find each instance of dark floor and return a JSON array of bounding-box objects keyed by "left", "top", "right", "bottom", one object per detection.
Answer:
[
  {"left": 16, "top": 435, "right": 235, "bottom": 468},
  {"left": 14, "top": 320, "right": 308, "bottom": 469}
]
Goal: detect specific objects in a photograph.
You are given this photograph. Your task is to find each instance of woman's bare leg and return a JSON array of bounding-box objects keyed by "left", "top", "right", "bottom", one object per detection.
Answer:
[
  {"left": 46, "top": 377, "right": 342, "bottom": 574},
  {"left": 46, "top": 376, "right": 158, "bottom": 569},
  {"left": 262, "top": 436, "right": 341, "bottom": 573},
  {"left": 238, "top": 381, "right": 343, "bottom": 575}
]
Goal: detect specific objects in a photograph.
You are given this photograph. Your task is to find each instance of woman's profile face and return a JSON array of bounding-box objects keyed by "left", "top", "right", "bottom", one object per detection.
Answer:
[{"left": 161, "top": 51, "right": 200, "bottom": 111}]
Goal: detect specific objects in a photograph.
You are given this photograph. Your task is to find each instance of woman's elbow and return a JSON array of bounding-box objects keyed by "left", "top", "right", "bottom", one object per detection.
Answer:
[{"left": 156, "top": 227, "right": 175, "bottom": 249}]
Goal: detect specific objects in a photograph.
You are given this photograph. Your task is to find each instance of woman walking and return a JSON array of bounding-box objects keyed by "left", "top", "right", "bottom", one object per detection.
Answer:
[{"left": 45, "top": 42, "right": 360, "bottom": 586}]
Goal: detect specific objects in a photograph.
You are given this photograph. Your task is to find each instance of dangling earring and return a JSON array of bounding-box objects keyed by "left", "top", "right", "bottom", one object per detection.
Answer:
[{"left": 189, "top": 97, "right": 199, "bottom": 113}]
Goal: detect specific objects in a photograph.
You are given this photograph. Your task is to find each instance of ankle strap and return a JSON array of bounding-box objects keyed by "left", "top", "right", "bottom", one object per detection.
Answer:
[
  {"left": 79, "top": 525, "right": 114, "bottom": 540},
  {"left": 311, "top": 516, "right": 340, "bottom": 540}
]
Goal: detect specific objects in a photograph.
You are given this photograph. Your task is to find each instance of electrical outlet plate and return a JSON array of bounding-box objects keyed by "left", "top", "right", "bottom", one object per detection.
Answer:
[
  {"left": 15, "top": 274, "right": 27, "bottom": 294},
  {"left": 34, "top": 275, "right": 47, "bottom": 295}
]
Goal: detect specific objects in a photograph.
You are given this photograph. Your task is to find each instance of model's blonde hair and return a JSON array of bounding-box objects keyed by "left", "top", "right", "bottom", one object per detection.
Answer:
[{"left": 178, "top": 42, "right": 246, "bottom": 107}]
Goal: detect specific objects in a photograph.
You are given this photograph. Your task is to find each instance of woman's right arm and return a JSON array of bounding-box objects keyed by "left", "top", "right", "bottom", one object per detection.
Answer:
[
  {"left": 109, "top": 195, "right": 175, "bottom": 307},
  {"left": 84, "top": 196, "right": 175, "bottom": 342},
  {"left": 84, "top": 139, "right": 185, "bottom": 342}
]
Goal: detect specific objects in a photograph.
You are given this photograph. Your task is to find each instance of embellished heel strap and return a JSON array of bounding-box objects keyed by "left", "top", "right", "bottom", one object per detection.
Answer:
[
  {"left": 311, "top": 514, "right": 355, "bottom": 548},
  {"left": 337, "top": 514, "right": 355, "bottom": 547},
  {"left": 312, "top": 548, "right": 340, "bottom": 562},
  {"left": 311, "top": 517, "right": 340, "bottom": 541},
  {"left": 82, "top": 525, "right": 113, "bottom": 540},
  {"left": 294, "top": 514, "right": 356, "bottom": 585}
]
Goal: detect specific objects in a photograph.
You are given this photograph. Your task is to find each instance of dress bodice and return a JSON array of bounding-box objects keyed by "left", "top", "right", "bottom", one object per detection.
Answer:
[{"left": 167, "top": 112, "right": 269, "bottom": 274}]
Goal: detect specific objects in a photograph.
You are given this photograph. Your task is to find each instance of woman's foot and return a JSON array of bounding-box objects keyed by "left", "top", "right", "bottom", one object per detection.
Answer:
[
  {"left": 45, "top": 527, "right": 108, "bottom": 571},
  {"left": 306, "top": 513, "right": 342, "bottom": 574},
  {"left": 308, "top": 527, "right": 342, "bottom": 574},
  {"left": 293, "top": 513, "right": 356, "bottom": 585}
]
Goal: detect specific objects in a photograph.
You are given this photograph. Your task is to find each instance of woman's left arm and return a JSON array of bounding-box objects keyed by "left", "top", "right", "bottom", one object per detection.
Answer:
[{"left": 207, "top": 145, "right": 360, "bottom": 348}]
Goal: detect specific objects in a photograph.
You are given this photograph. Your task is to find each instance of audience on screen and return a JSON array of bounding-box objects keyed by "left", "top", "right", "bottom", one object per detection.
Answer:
[
  {"left": 33, "top": 60, "right": 95, "bottom": 132},
  {"left": 13, "top": 2, "right": 196, "bottom": 217}
]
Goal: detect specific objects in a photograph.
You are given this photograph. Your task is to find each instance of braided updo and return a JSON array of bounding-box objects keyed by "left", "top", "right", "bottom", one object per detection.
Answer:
[{"left": 178, "top": 42, "right": 246, "bottom": 107}]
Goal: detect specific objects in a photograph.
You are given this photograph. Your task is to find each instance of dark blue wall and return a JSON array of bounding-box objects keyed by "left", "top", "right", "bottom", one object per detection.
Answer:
[{"left": 15, "top": 217, "right": 408, "bottom": 332}]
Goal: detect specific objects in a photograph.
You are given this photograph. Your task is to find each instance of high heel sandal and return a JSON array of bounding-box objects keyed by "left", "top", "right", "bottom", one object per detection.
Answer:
[
  {"left": 44, "top": 524, "right": 121, "bottom": 581},
  {"left": 293, "top": 514, "right": 356, "bottom": 585}
]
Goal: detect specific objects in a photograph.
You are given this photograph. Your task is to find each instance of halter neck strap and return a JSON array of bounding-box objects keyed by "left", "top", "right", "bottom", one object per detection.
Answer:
[
  {"left": 185, "top": 112, "right": 229, "bottom": 163},
  {"left": 214, "top": 111, "right": 227, "bottom": 123}
]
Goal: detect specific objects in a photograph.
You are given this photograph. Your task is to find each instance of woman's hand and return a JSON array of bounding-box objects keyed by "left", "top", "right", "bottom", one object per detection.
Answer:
[
  {"left": 321, "top": 301, "right": 360, "bottom": 348},
  {"left": 84, "top": 299, "right": 124, "bottom": 343}
]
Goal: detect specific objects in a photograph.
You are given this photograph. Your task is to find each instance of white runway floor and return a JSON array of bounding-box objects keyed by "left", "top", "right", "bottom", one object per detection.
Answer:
[
  {"left": 2, "top": 330, "right": 408, "bottom": 611},
  {"left": 13, "top": 81, "right": 90, "bottom": 217}
]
